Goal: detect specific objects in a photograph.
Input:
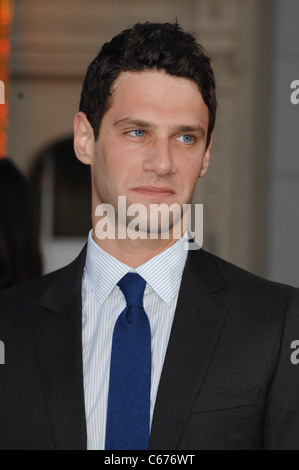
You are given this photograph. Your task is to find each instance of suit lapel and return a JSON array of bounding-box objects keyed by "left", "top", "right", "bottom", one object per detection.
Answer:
[
  {"left": 149, "top": 248, "right": 229, "bottom": 450},
  {"left": 34, "top": 247, "right": 87, "bottom": 450}
]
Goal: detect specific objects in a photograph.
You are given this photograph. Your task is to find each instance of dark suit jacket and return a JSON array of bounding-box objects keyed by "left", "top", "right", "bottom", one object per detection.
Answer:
[{"left": 0, "top": 245, "right": 299, "bottom": 450}]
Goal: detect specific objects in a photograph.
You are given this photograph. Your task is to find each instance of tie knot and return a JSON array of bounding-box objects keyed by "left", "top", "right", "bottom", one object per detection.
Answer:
[{"left": 117, "top": 273, "right": 146, "bottom": 308}]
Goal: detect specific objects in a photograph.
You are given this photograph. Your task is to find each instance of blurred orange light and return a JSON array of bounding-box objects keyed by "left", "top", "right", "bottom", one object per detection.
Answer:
[
  {"left": 0, "top": 0, "right": 12, "bottom": 157},
  {"left": 0, "top": 10, "right": 11, "bottom": 26},
  {"left": 0, "top": 104, "right": 8, "bottom": 119},
  {"left": 0, "top": 38, "right": 10, "bottom": 53},
  {"left": 0, "top": 129, "right": 7, "bottom": 141}
]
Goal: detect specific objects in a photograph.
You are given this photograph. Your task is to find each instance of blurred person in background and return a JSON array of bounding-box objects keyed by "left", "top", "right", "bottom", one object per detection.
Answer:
[{"left": 0, "top": 158, "right": 42, "bottom": 289}]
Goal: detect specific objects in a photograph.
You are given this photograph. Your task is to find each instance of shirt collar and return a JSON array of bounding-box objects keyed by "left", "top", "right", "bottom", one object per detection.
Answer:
[{"left": 85, "top": 230, "right": 188, "bottom": 305}]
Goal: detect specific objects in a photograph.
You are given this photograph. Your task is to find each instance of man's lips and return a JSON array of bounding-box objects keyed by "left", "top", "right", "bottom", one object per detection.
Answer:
[{"left": 132, "top": 186, "right": 176, "bottom": 197}]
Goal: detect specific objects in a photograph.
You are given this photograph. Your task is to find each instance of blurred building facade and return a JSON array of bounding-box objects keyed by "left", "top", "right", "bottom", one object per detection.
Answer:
[
  {"left": 267, "top": 0, "right": 299, "bottom": 286},
  {"left": 6, "top": 0, "right": 299, "bottom": 285}
]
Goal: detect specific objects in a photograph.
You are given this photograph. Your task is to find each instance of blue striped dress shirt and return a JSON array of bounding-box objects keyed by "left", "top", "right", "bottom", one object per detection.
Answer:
[{"left": 82, "top": 230, "right": 188, "bottom": 450}]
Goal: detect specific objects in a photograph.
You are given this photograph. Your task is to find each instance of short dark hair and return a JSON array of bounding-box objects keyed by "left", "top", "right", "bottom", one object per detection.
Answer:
[{"left": 79, "top": 22, "right": 217, "bottom": 147}]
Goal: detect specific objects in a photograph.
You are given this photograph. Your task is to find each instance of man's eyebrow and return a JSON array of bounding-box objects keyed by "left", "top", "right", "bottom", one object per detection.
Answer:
[
  {"left": 175, "top": 125, "right": 206, "bottom": 137},
  {"left": 113, "top": 117, "right": 206, "bottom": 137},
  {"left": 113, "top": 118, "right": 157, "bottom": 129}
]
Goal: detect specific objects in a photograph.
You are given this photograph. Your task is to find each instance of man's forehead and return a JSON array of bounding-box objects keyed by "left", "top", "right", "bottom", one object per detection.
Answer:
[
  {"left": 108, "top": 70, "right": 209, "bottom": 126},
  {"left": 111, "top": 69, "right": 202, "bottom": 98}
]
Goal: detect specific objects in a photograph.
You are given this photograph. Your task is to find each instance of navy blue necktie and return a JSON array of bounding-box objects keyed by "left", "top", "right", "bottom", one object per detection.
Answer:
[{"left": 105, "top": 273, "right": 151, "bottom": 450}]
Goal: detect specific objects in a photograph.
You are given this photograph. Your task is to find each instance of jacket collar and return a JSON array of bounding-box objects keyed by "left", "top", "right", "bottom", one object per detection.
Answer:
[
  {"left": 149, "top": 247, "right": 229, "bottom": 449},
  {"left": 35, "top": 245, "right": 88, "bottom": 450}
]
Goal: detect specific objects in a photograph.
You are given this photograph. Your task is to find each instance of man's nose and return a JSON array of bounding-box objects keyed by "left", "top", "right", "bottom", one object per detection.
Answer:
[{"left": 142, "top": 138, "right": 176, "bottom": 177}]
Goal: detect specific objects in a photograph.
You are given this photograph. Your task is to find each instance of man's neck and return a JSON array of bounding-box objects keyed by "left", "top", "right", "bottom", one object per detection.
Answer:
[{"left": 92, "top": 233, "right": 181, "bottom": 268}]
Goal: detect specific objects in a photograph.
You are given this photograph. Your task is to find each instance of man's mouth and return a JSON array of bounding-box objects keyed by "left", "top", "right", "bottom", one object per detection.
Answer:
[{"left": 132, "top": 185, "right": 176, "bottom": 198}]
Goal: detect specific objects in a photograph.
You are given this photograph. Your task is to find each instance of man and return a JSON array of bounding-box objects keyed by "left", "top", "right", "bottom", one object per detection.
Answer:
[{"left": 0, "top": 22, "right": 299, "bottom": 450}]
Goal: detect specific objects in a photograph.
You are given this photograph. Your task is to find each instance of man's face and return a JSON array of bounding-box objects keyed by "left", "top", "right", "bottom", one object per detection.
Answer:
[{"left": 87, "top": 70, "right": 212, "bottom": 233}]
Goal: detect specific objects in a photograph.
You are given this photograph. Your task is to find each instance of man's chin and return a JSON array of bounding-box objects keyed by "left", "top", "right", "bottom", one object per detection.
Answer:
[{"left": 124, "top": 213, "right": 184, "bottom": 240}]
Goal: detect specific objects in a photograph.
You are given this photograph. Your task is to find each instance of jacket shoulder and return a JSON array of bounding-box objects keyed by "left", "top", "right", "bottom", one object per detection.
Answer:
[
  {"left": 200, "top": 248, "right": 294, "bottom": 291},
  {"left": 0, "top": 268, "right": 66, "bottom": 330},
  {"left": 187, "top": 248, "right": 295, "bottom": 317},
  {"left": 0, "top": 245, "right": 87, "bottom": 330}
]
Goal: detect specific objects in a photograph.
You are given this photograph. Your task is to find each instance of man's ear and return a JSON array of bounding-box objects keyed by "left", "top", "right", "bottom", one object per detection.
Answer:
[
  {"left": 73, "top": 112, "right": 95, "bottom": 166},
  {"left": 199, "top": 131, "right": 214, "bottom": 178}
]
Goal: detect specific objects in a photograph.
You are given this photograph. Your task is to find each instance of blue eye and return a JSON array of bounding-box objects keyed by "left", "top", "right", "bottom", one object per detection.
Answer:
[
  {"left": 177, "top": 134, "right": 194, "bottom": 144},
  {"left": 129, "top": 130, "right": 145, "bottom": 138}
]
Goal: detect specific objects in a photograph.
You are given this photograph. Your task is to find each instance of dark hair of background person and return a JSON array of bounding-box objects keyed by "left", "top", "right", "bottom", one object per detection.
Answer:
[
  {"left": 0, "top": 158, "right": 43, "bottom": 289},
  {"left": 79, "top": 22, "right": 217, "bottom": 149}
]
